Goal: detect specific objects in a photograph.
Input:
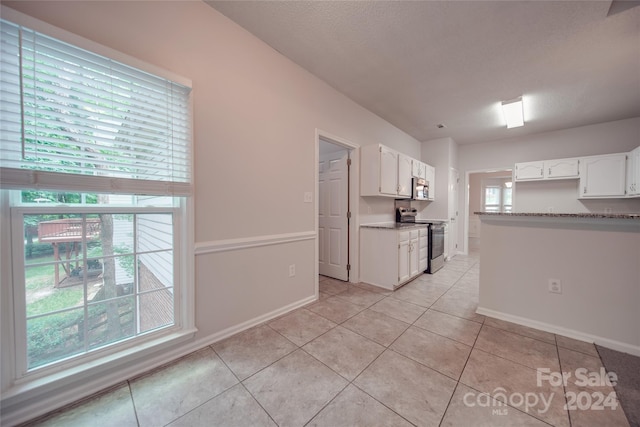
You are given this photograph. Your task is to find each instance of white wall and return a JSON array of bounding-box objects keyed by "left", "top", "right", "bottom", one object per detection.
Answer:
[
  {"left": 478, "top": 217, "right": 640, "bottom": 356},
  {"left": 458, "top": 117, "right": 640, "bottom": 252},
  {"left": 418, "top": 137, "right": 457, "bottom": 220},
  {"left": 1, "top": 1, "right": 422, "bottom": 422}
]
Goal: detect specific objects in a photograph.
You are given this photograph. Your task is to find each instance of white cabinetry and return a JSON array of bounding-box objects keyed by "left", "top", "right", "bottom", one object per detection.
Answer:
[
  {"left": 412, "top": 159, "right": 426, "bottom": 179},
  {"left": 397, "top": 229, "right": 421, "bottom": 285},
  {"left": 361, "top": 144, "right": 412, "bottom": 198},
  {"left": 379, "top": 145, "right": 399, "bottom": 196},
  {"left": 514, "top": 161, "right": 544, "bottom": 181},
  {"left": 360, "top": 226, "right": 427, "bottom": 290},
  {"left": 579, "top": 153, "right": 627, "bottom": 198},
  {"left": 361, "top": 144, "right": 435, "bottom": 199},
  {"left": 545, "top": 158, "right": 579, "bottom": 179},
  {"left": 398, "top": 231, "right": 411, "bottom": 284},
  {"left": 419, "top": 227, "right": 428, "bottom": 272},
  {"left": 398, "top": 153, "right": 413, "bottom": 198},
  {"left": 411, "top": 159, "right": 435, "bottom": 200},
  {"left": 626, "top": 146, "right": 640, "bottom": 196},
  {"left": 409, "top": 230, "right": 420, "bottom": 278},
  {"left": 516, "top": 158, "right": 580, "bottom": 182},
  {"left": 515, "top": 158, "right": 580, "bottom": 182},
  {"left": 425, "top": 163, "right": 436, "bottom": 200}
]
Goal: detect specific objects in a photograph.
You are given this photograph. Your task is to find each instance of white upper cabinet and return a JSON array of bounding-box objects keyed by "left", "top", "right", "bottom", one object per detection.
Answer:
[
  {"left": 361, "top": 144, "right": 432, "bottom": 199},
  {"left": 411, "top": 159, "right": 435, "bottom": 200},
  {"left": 514, "top": 161, "right": 544, "bottom": 181},
  {"left": 379, "top": 145, "right": 399, "bottom": 196},
  {"left": 398, "top": 153, "right": 413, "bottom": 197},
  {"left": 627, "top": 146, "right": 640, "bottom": 196},
  {"left": 545, "top": 158, "right": 579, "bottom": 179},
  {"left": 515, "top": 158, "right": 580, "bottom": 182},
  {"left": 579, "top": 153, "right": 627, "bottom": 198},
  {"left": 425, "top": 163, "right": 436, "bottom": 200},
  {"left": 360, "top": 144, "right": 398, "bottom": 196},
  {"left": 411, "top": 159, "right": 426, "bottom": 179}
]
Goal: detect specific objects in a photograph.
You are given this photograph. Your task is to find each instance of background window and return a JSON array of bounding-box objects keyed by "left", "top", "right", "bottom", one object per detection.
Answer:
[{"left": 482, "top": 178, "right": 512, "bottom": 213}]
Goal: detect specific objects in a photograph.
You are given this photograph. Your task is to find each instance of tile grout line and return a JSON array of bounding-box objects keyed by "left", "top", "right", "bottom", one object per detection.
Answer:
[
  {"left": 555, "top": 337, "right": 574, "bottom": 427},
  {"left": 437, "top": 259, "right": 558, "bottom": 427},
  {"left": 307, "top": 270, "right": 467, "bottom": 426},
  {"left": 209, "top": 345, "right": 281, "bottom": 427},
  {"left": 126, "top": 380, "right": 141, "bottom": 427},
  {"left": 438, "top": 293, "right": 485, "bottom": 427}
]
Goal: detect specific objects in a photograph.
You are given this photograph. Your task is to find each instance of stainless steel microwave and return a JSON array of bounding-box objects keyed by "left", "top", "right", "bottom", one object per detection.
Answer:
[{"left": 412, "top": 178, "right": 429, "bottom": 200}]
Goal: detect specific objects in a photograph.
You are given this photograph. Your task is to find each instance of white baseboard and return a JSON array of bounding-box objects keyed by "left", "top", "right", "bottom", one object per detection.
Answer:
[
  {"left": 2, "top": 294, "right": 317, "bottom": 426},
  {"left": 476, "top": 306, "right": 640, "bottom": 357}
]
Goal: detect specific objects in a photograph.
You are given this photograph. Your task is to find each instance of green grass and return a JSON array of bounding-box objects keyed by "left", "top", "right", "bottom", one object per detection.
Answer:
[
  {"left": 27, "top": 287, "right": 84, "bottom": 317},
  {"left": 25, "top": 255, "right": 58, "bottom": 292},
  {"left": 25, "top": 254, "right": 85, "bottom": 316}
]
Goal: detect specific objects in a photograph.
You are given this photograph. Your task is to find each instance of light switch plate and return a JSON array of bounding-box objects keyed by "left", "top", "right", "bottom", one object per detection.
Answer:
[{"left": 304, "top": 192, "right": 312, "bottom": 203}]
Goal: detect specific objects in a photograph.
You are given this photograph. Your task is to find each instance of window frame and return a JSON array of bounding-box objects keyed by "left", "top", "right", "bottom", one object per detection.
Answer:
[
  {"left": 0, "top": 6, "right": 195, "bottom": 395},
  {"left": 10, "top": 198, "right": 191, "bottom": 380}
]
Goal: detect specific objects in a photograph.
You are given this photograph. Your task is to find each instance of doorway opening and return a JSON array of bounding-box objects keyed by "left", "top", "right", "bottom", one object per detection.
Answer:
[
  {"left": 464, "top": 169, "right": 513, "bottom": 254},
  {"left": 316, "top": 131, "right": 358, "bottom": 286}
]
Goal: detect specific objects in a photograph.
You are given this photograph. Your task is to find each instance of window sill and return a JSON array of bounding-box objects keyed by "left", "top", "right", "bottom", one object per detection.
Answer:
[{"left": 1, "top": 327, "right": 197, "bottom": 424}]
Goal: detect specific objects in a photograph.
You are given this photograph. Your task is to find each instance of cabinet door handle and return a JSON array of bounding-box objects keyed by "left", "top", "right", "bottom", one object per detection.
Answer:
[
  {"left": 584, "top": 187, "right": 587, "bottom": 194},
  {"left": 548, "top": 168, "right": 551, "bottom": 175}
]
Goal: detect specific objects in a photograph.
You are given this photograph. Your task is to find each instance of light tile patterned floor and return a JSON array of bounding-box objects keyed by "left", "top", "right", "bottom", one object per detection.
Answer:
[{"left": 22, "top": 253, "right": 632, "bottom": 427}]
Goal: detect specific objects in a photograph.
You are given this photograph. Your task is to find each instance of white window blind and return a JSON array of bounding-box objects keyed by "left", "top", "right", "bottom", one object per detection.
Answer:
[{"left": 0, "top": 19, "right": 192, "bottom": 196}]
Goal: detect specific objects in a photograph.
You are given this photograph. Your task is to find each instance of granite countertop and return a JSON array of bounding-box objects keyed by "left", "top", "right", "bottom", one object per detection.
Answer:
[
  {"left": 361, "top": 222, "right": 429, "bottom": 230},
  {"left": 474, "top": 212, "right": 640, "bottom": 219}
]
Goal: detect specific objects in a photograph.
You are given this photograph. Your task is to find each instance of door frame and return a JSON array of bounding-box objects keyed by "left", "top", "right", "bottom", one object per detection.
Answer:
[
  {"left": 315, "top": 129, "right": 360, "bottom": 295},
  {"left": 462, "top": 167, "right": 513, "bottom": 255}
]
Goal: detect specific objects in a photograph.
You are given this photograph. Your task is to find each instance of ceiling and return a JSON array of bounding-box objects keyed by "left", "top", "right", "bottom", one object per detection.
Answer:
[{"left": 206, "top": 1, "right": 640, "bottom": 145}]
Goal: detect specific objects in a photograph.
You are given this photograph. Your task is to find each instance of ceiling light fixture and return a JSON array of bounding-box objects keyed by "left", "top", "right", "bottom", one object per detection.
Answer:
[{"left": 501, "top": 96, "right": 524, "bottom": 128}]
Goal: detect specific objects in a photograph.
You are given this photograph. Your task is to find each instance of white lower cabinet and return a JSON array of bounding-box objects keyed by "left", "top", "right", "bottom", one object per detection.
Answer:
[
  {"left": 398, "top": 232, "right": 411, "bottom": 284},
  {"left": 419, "top": 228, "right": 428, "bottom": 272},
  {"left": 360, "top": 226, "right": 427, "bottom": 290}
]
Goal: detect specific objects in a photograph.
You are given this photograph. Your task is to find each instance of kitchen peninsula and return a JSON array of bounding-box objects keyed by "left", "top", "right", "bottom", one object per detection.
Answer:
[{"left": 475, "top": 212, "right": 640, "bottom": 357}]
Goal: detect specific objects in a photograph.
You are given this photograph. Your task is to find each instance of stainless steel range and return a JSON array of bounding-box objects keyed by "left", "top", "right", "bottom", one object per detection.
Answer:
[
  {"left": 395, "top": 207, "right": 445, "bottom": 274},
  {"left": 424, "top": 222, "right": 445, "bottom": 274}
]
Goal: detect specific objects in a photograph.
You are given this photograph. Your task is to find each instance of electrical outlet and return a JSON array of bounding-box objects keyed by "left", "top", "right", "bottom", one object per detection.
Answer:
[
  {"left": 604, "top": 207, "right": 612, "bottom": 214},
  {"left": 547, "top": 207, "right": 554, "bottom": 213},
  {"left": 548, "top": 279, "right": 562, "bottom": 294},
  {"left": 289, "top": 264, "right": 296, "bottom": 277}
]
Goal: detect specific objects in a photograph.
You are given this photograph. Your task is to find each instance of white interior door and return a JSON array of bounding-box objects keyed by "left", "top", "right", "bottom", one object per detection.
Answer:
[{"left": 319, "top": 149, "right": 349, "bottom": 281}]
